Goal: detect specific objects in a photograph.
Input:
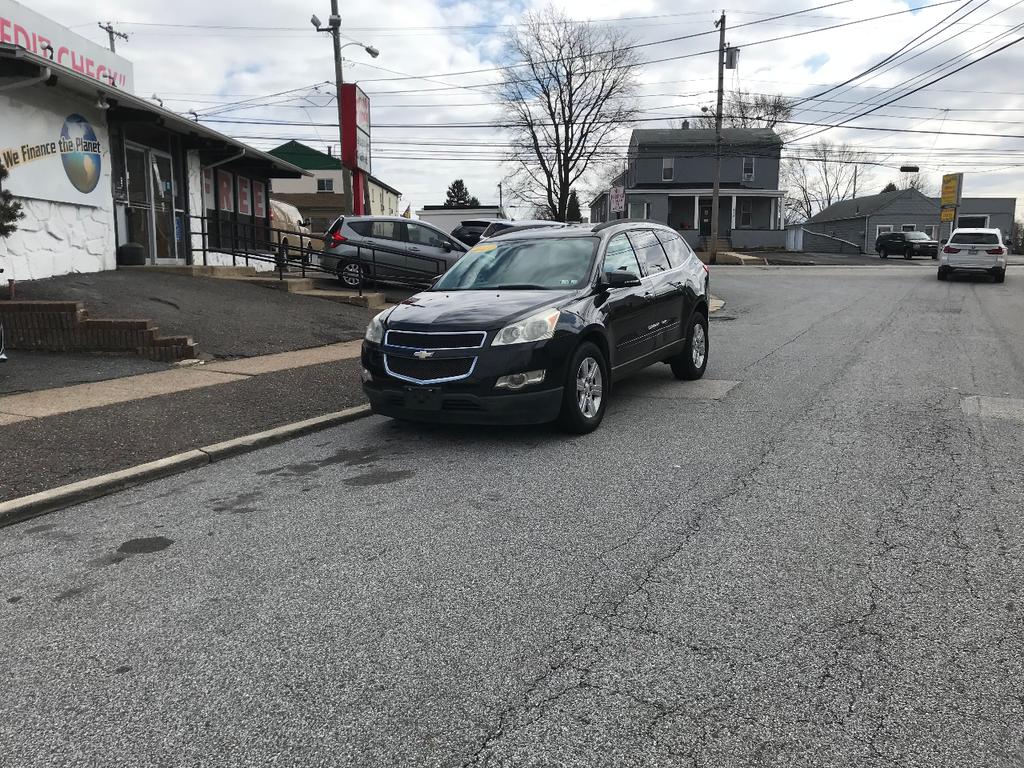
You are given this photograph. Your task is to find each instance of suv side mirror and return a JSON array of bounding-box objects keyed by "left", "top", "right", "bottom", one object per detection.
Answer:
[
  {"left": 602, "top": 270, "right": 642, "bottom": 289},
  {"left": 442, "top": 241, "right": 453, "bottom": 252}
]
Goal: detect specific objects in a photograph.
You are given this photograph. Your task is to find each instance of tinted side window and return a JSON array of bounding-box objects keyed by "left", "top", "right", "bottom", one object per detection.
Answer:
[
  {"left": 654, "top": 230, "right": 691, "bottom": 269},
  {"left": 603, "top": 233, "right": 642, "bottom": 274},
  {"left": 347, "top": 220, "right": 372, "bottom": 237},
  {"left": 628, "top": 229, "right": 670, "bottom": 273},
  {"left": 407, "top": 223, "right": 444, "bottom": 247},
  {"left": 371, "top": 221, "right": 402, "bottom": 240}
]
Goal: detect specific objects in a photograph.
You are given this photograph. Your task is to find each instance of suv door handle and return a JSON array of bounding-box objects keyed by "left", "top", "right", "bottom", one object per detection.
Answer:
[{"left": 409, "top": 246, "right": 421, "bottom": 252}]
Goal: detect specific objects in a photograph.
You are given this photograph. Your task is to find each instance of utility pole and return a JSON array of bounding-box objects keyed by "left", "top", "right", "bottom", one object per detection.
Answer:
[
  {"left": 709, "top": 12, "right": 726, "bottom": 266},
  {"left": 498, "top": 182, "right": 503, "bottom": 211},
  {"left": 853, "top": 165, "right": 858, "bottom": 198},
  {"left": 98, "top": 22, "right": 128, "bottom": 53},
  {"left": 327, "top": 1, "right": 353, "bottom": 216}
]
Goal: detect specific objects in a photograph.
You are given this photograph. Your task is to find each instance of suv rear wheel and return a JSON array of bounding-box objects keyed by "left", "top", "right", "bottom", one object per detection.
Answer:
[
  {"left": 671, "top": 312, "right": 709, "bottom": 380},
  {"left": 559, "top": 342, "right": 608, "bottom": 434},
  {"left": 993, "top": 268, "right": 1006, "bottom": 283},
  {"left": 879, "top": 247, "right": 888, "bottom": 259}
]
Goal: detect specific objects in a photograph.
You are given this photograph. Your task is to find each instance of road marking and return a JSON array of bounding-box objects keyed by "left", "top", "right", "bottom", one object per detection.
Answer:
[{"left": 961, "top": 396, "right": 1024, "bottom": 425}]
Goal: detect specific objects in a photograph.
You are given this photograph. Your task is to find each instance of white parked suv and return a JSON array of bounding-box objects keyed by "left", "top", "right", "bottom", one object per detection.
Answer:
[{"left": 938, "top": 228, "right": 1008, "bottom": 283}]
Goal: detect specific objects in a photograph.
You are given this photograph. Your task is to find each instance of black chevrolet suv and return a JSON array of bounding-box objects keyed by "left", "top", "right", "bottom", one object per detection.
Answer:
[{"left": 360, "top": 221, "right": 711, "bottom": 433}]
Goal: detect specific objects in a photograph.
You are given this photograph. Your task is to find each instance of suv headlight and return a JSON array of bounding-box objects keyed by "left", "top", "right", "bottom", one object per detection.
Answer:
[
  {"left": 492, "top": 308, "right": 560, "bottom": 346},
  {"left": 364, "top": 310, "right": 387, "bottom": 343}
]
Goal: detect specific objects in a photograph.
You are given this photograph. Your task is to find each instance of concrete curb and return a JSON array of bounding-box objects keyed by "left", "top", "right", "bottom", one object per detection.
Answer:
[{"left": 0, "top": 404, "right": 372, "bottom": 529}]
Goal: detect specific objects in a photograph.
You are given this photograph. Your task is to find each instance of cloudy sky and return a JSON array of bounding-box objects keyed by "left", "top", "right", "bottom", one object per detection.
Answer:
[{"left": 33, "top": 0, "right": 1024, "bottom": 217}]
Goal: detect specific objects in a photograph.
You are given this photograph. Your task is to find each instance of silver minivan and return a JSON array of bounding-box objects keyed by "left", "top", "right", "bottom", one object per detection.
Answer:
[
  {"left": 321, "top": 216, "right": 469, "bottom": 288},
  {"left": 938, "top": 228, "right": 1009, "bottom": 283}
]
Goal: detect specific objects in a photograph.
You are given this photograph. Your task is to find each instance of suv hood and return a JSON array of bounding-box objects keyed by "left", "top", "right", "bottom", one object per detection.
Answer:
[{"left": 385, "top": 289, "right": 579, "bottom": 330}]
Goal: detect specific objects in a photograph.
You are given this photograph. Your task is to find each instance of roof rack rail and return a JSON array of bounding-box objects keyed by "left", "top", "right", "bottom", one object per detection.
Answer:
[{"left": 591, "top": 218, "right": 658, "bottom": 232}]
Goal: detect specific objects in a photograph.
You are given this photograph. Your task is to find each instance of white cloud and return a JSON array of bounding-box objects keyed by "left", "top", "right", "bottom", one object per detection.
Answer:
[{"left": 30, "top": 0, "right": 1024, "bottom": 217}]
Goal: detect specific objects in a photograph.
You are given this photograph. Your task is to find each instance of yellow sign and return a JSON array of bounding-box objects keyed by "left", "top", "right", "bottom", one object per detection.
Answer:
[
  {"left": 940, "top": 207, "right": 956, "bottom": 223},
  {"left": 941, "top": 173, "right": 963, "bottom": 208}
]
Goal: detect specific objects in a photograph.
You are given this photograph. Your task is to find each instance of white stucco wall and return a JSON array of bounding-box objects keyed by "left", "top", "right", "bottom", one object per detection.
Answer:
[
  {"left": 0, "top": 88, "right": 115, "bottom": 281},
  {"left": 186, "top": 150, "right": 206, "bottom": 260}
]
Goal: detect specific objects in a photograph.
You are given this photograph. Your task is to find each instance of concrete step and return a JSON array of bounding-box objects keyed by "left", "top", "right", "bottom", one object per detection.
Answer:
[
  {"left": 218, "top": 276, "right": 317, "bottom": 293},
  {"left": 294, "top": 289, "right": 389, "bottom": 309}
]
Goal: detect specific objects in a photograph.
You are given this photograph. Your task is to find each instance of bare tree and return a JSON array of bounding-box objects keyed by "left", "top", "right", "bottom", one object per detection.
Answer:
[
  {"left": 693, "top": 89, "right": 796, "bottom": 138},
  {"left": 782, "top": 141, "right": 873, "bottom": 223},
  {"left": 497, "top": 6, "right": 640, "bottom": 222}
]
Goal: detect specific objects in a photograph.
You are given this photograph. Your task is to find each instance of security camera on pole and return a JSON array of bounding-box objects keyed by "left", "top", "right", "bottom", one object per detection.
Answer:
[
  {"left": 709, "top": 13, "right": 739, "bottom": 266},
  {"left": 312, "top": 5, "right": 379, "bottom": 216}
]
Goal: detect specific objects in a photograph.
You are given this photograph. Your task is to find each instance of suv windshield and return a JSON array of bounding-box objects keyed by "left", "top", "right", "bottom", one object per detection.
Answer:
[
  {"left": 905, "top": 231, "right": 930, "bottom": 240},
  {"left": 433, "top": 237, "right": 598, "bottom": 290}
]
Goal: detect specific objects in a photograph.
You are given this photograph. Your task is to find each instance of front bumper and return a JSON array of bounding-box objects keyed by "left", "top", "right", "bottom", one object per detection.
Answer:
[
  {"left": 361, "top": 333, "right": 576, "bottom": 425},
  {"left": 363, "top": 380, "right": 564, "bottom": 425}
]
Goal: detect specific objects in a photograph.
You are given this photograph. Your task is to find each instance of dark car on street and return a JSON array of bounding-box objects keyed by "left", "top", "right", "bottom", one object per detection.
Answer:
[
  {"left": 875, "top": 230, "right": 938, "bottom": 260},
  {"left": 321, "top": 216, "right": 469, "bottom": 288},
  {"left": 360, "top": 221, "right": 711, "bottom": 433},
  {"left": 450, "top": 219, "right": 506, "bottom": 247}
]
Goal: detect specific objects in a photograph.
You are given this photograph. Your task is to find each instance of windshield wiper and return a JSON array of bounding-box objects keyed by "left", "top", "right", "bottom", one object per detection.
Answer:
[{"left": 487, "top": 284, "right": 550, "bottom": 290}]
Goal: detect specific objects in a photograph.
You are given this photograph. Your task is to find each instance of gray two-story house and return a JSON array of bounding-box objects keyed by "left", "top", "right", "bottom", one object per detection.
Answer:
[{"left": 590, "top": 126, "right": 787, "bottom": 250}]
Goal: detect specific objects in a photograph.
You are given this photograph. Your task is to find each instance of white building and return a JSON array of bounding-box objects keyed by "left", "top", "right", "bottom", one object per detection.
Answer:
[{"left": 0, "top": 1, "right": 306, "bottom": 281}]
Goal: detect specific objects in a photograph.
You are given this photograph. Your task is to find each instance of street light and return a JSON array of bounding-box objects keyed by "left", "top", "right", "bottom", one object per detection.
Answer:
[{"left": 312, "top": 5, "right": 379, "bottom": 215}]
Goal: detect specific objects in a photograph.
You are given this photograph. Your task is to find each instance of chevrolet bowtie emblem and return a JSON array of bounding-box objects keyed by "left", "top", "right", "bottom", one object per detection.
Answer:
[{"left": 414, "top": 350, "right": 434, "bottom": 359}]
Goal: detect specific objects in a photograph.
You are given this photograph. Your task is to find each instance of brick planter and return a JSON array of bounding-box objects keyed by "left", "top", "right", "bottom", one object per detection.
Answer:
[{"left": 0, "top": 301, "right": 197, "bottom": 362}]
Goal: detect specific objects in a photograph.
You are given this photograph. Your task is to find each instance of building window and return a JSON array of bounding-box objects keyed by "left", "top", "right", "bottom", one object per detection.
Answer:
[
  {"left": 317, "top": 178, "right": 334, "bottom": 192},
  {"left": 739, "top": 199, "right": 752, "bottom": 227},
  {"left": 742, "top": 157, "right": 755, "bottom": 181},
  {"left": 876, "top": 225, "right": 893, "bottom": 237},
  {"left": 958, "top": 215, "right": 989, "bottom": 228},
  {"left": 628, "top": 201, "right": 649, "bottom": 219},
  {"left": 924, "top": 225, "right": 937, "bottom": 239},
  {"left": 901, "top": 224, "right": 916, "bottom": 232},
  {"left": 662, "top": 158, "right": 674, "bottom": 181}
]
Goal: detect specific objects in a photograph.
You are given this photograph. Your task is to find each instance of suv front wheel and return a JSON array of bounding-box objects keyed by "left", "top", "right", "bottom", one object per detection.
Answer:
[
  {"left": 559, "top": 342, "right": 608, "bottom": 434},
  {"left": 671, "top": 312, "right": 709, "bottom": 380}
]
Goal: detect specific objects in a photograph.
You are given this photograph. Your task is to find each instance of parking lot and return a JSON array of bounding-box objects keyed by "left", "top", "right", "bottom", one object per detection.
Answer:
[{"left": 2, "top": 265, "right": 1023, "bottom": 767}]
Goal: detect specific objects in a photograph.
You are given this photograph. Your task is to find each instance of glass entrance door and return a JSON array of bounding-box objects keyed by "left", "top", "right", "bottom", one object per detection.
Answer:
[
  {"left": 150, "top": 151, "right": 177, "bottom": 262},
  {"left": 124, "top": 143, "right": 181, "bottom": 264}
]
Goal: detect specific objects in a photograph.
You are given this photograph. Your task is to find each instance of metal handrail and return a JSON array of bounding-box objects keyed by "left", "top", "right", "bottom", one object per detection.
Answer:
[
  {"left": 186, "top": 213, "right": 451, "bottom": 294},
  {"left": 800, "top": 227, "right": 863, "bottom": 254}
]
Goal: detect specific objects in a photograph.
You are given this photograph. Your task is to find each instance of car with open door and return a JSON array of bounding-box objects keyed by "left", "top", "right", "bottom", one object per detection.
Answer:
[
  {"left": 321, "top": 216, "right": 469, "bottom": 288},
  {"left": 360, "top": 221, "right": 711, "bottom": 433}
]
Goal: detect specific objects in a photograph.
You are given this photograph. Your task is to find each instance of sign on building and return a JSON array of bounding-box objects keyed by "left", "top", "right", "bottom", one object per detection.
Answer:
[
  {"left": 610, "top": 185, "right": 625, "bottom": 213},
  {"left": 0, "top": 89, "right": 108, "bottom": 207},
  {"left": 0, "top": 0, "right": 135, "bottom": 91}
]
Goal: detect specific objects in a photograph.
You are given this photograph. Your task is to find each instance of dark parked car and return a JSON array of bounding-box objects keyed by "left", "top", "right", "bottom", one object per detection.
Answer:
[
  {"left": 451, "top": 219, "right": 506, "bottom": 247},
  {"left": 321, "top": 216, "right": 469, "bottom": 288},
  {"left": 875, "top": 230, "right": 938, "bottom": 260},
  {"left": 360, "top": 221, "right": 711, "bottom": 433},
  {"left": 479, "top": 219, "right": 565, "bottom": 240}
]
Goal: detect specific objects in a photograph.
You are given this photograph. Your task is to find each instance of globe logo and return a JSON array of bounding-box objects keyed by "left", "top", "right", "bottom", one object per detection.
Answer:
[{"left": 59, "top": 114, "right": 102, "bottom": 194}]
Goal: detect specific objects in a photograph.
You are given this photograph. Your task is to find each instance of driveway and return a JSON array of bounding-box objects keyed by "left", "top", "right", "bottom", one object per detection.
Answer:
[{"left": 3, "top": 266, "right": 1024, "bottom": 766}]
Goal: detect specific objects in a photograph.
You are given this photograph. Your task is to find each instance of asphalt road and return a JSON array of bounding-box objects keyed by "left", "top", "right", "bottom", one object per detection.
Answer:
[{"left": 3, "top": 265, "right": 1024, "bottom": 767}]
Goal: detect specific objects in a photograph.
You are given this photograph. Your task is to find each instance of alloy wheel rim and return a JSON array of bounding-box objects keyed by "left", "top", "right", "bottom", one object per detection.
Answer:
[
  {"left": 692, "top": 323, "right": 707, "bottom": 368},
  {"left": 575, "top": 357, "right": 603, "bottom": 419},
  {"left": 342, "top": 264, "right": 362, "bottom": 286}
]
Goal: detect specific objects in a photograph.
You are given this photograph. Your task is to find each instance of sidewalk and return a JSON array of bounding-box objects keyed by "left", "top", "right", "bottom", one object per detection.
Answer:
[{"left": 0, "top": 342, "right": 366, "bottom": 502}]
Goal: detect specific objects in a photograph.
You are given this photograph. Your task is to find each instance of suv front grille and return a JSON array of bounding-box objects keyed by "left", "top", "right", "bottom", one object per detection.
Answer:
[
  {"left": 385, "top": 330, "right": 486, "bottom": 350},
  {"left": 385, "top": 356, "right": 475, "bottom": 383}
]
